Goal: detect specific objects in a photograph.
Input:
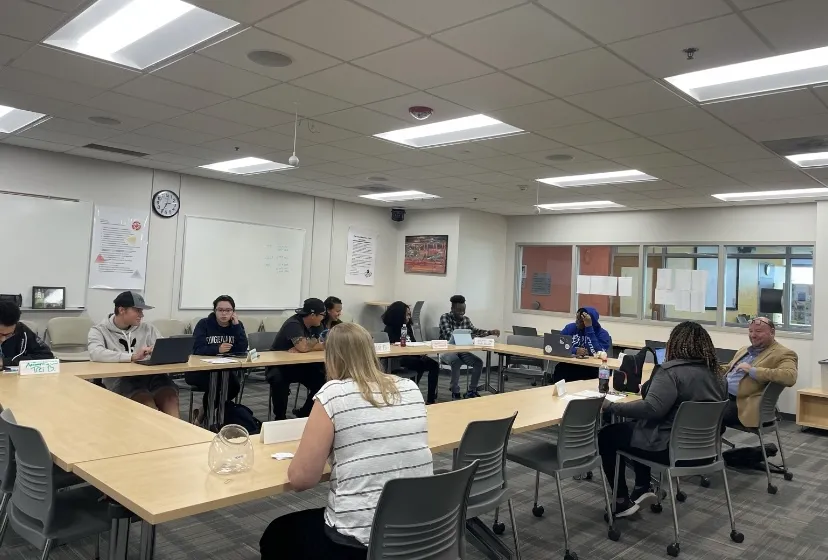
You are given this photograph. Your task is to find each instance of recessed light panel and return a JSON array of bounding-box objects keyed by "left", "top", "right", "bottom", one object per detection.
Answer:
[
  {"left": 44, "top": 0, "right": 239, "bottom": 70},
  {"left": 785, "top": 151, "right": 828, "bottom": 168},
  {"left": 374, "top": 115, "right": 523, "bottom": 148},
  {"left": 666, "top": 46, "right": 828, "bottom": 103},
  {"left": 537, "top": 170, "right": 657, "bottom": 188},
  {"left": 536, "top": 201, "right": 624, "bottom": 211},
  {"left": 200, "top": 157, "right": 293, "bottom": 175},
  {"left": 712, "top": 188, "right": 828, "bottom": 202},
  {"left": 360, "top": 190, "right": 440, "bottom": 202},
  {"left": 0, "top": 105, "right": 48, "bottom": 133}
]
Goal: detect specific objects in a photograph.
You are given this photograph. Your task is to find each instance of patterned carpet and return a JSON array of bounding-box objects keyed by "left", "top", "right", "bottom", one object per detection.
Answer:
[{"left": 1, "top": 370, "right": 825, "bottom": 560}]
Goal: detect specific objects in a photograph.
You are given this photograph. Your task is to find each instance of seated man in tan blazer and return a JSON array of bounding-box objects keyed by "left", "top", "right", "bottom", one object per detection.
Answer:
[{"left": 721, "top": 317, "right": 797, "bottom": 428}]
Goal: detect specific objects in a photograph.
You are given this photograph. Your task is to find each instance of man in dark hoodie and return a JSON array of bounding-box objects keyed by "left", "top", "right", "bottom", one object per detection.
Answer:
[
  {"left": 0, "top": 301, "right": 53, "bottom": 368},
  {"left": 187, "top": 295, "right": 248, "bottom": 424},
  {"left": 553, "top": 306, "right": 613, "bottom": 382}
]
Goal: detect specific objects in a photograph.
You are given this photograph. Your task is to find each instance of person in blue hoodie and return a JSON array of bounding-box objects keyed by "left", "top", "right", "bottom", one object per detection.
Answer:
[
  {"left": 553, "top": 307, "right": 613, "bottom": 382},
  {"left": 186, "top": 295, "right": 248, "bottom": 424}
]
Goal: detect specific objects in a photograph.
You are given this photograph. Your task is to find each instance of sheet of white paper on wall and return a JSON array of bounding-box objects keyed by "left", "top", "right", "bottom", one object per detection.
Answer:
[
  {"left": 576, "top": 275, "right": 592, "bottom": 294},
  {"left": 690, "top": 290, "right": 706, "bottom": 313},
  {"left": 674, "top": 269, "right": 692, "bottom": 291},
  {"left": 691, "top": 269, "right": 708, "bottom": 291},
  {"left": 617, "top": 277, "right": 633, "bottom": 297},
  {"left": 590, "top": 276, "right": 606, "bottom": 295},
  {"left": 655, "top": 289, "right": 675, "bottom": 306},
  {"left": 675, "top": 290, "right": 691, "bottom": 312},
  {"left": 656, "top": 268, "right": 673, "bottom": 290},
  {"left": 602, "top": 276, "right": 618, "bottom": 296}
]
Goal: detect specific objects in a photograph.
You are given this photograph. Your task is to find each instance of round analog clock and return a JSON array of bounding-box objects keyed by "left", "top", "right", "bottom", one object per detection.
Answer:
[{"left": 152, "top": 190, "right": 180, "bottom": 218}]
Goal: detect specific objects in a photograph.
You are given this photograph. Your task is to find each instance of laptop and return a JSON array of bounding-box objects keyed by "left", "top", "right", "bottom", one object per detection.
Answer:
[
  {"left": 135, "top": 336, "right": 194, "bottom": 366},
  {"left": 543, "top": 332, "right": 573, "bottom": 357},
  {"left": 449, "top": 329, "right": 473, "bottom": 345}
]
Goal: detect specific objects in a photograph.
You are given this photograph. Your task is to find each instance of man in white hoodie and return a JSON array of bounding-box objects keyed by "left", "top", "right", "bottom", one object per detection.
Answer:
[{"left": 88, "top": 291, "right": 179, "bottom": 416}]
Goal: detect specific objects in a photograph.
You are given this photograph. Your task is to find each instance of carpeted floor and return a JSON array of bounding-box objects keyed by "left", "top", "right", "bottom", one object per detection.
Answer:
[{"left": 1, "top": 370, "right": 825, "bottom": 560}]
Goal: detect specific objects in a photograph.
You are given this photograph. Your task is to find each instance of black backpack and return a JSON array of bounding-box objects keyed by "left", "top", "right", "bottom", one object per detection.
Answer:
[
  {"left": 223, "top": 402, "right": 262, "bottom": 435},
  {"left": 613, "top": 346, "right": 659, "bottom": 393}
]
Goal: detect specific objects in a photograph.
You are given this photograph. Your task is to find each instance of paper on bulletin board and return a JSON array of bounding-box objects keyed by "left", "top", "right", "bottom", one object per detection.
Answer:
[
  {"left": 89, "top": 206, "right": 150, "bottom": 290},
  {"left": 345, "top": 228, "right": 376, "bottom": 286},
  {"left": 617, "top": 277, "right": 633, "bottom": 297}
]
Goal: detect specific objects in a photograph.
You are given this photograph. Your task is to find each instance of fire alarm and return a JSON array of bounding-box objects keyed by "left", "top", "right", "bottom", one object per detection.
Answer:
[{"left": 409, "top": 106, "right": 433, "bottom": 120}]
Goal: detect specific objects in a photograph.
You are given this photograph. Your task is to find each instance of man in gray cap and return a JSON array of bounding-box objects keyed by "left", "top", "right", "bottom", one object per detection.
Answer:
[{"left": 87, "top": 291, "right": 179, "bottom": 416}]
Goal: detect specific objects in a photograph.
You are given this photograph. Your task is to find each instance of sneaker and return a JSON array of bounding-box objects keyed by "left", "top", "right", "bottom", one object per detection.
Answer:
[
  {"left": 465, "top": 390, "right": 481, "bottom": 398},
  {"left": 613, "top": 498, "right": 640, "bottom": 518},
  {"left": 630, "top": 486, "right": 658, "bottom": 507},
  {"left": 292, "top": 407, "right": 310, "bottom": 418},
  {"left": 451, "top": 392, "right": 462, "bottom": 401}
]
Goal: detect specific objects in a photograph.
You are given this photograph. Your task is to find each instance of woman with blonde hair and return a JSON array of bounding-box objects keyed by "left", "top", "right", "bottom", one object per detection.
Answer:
[{"left": 260, "top": 322, "right": 433, "bottom": 560}]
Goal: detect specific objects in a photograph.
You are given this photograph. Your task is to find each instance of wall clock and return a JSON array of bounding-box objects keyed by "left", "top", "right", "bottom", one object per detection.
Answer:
[{"left": 152, "top": 190, "right": 180, "bottom": 218}]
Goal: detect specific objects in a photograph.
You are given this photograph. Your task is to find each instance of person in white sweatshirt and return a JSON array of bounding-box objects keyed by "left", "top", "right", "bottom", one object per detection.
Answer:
[{"left": 88, "top": 291, "right": 179, "bottom": 417}]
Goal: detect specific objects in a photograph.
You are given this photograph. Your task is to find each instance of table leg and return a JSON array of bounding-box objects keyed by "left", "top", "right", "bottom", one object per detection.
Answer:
[
  {"left": 108, "top": 517, "right": 130, "bottom": 560},
  {"left": 139, "top": 521, "right": 155, "bottom": 560},
  {"left": 483, "top": 350, "right": 497, "bottom": 394},
  {"left": 206, "top": 371, "right": 218, "bottom": 431},
  {"left": 498, "top": 354, "right": 505, "bottom": 393},
  {"left": 216, "top": 370, "right": 230, "bottom": 427}
]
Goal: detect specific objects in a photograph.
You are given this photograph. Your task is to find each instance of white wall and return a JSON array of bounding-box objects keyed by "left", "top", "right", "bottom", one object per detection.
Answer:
[{"left": 458, "top": 209, "right": 507, "bottom": 332}]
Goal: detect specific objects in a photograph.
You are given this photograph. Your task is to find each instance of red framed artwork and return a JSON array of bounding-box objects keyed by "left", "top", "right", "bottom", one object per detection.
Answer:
[{"left": 404, "top": 235, "right": 448, "bottom": 274}]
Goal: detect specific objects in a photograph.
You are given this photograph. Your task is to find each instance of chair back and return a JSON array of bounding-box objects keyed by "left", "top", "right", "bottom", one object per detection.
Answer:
[
  {"left": 236, "top": 316, "right": 262, "bottom": 333},
  {"left": 557, "top": 397, "right": 604, "bottom": 469},
  {"left": 19, "top": 321, "right": 40, "bottom": 337},
  {"left": 668, "top": 401, "right": 727, "bottom": 465},
  {"left": 45, "top": 317, "right": 93, "bottom": 347},
  {"left": 453, "top": 414, "right": 517, "bottom": 517},
  {"left": 371, "top": 332, "right": 390, "bottom": 344},
  {"left": 0, "top": 409, "right": 16, "bottom": 494},
  {"left": 758, "top": 383, "right": 785, "bottom": 427},
  {"left": 425, "top": 326, "right": 441, "bottom": 341},
  {"left": 1, "top": 409, "right": 55, "bottom": 531},
  {"left": 151, "top": 319, "right": 189, "bottom": 337},
  {"left": 411, "top": 300, "right": 425, "bottom": 342},
  {"left": 262, "top": 315, "right": 287, "bottom": 333},
  {"left": 715, "top": 347, "right": 737, "bottom": 365},
  {"left": 367, "top": 460, "right": 479, "bottom": 560},
  {"left": 512, "top": 325, "right": 538, "bottom": 336},
  {"left": 248, "top": 332, "right": 277, "bottom": 352}
]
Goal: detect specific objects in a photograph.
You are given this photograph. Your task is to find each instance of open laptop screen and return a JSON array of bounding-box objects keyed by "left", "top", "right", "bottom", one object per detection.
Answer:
[{"left": 655, "top": 347, "right": 666, "bottom": 364}]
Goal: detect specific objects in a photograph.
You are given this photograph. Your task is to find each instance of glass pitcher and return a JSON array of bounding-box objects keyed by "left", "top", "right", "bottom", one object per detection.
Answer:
[{"left": 208, "top": 424, "right": 254, "bottom": 474}]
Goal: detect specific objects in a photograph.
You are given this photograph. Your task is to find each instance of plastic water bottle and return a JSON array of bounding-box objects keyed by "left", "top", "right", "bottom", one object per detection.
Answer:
[
  {"left": 400, "top": 324, "right": 407, "bottom": 347},
  {"left": 598, "top": 358, "right": 610, "bottom": 394}
]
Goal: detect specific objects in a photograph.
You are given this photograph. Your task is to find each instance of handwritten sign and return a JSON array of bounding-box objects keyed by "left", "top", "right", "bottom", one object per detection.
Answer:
[
  {"left": 473, "top": 337, "right": 495, "bottom": 348},
  {"left": 430, "top": 339, "right": 448, "bottom": 350},
  {"left": 374, "top": 342, "right": 391, "bottom": 354},
  {"left": 19, "top": 359, "right": 60, "bottom": 375}
]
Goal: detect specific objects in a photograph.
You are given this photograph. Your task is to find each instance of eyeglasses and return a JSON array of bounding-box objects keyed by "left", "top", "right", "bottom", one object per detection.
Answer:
[
  {"left": 215, "top": 308, "right": 234, "bottom": 313},
  {"left": 749, "top": 317, "right": 775, "bottom": 328}
]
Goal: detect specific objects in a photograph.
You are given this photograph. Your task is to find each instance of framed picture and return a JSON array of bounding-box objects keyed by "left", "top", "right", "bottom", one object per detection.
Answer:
[
  {"left": 32, "top": 287, "right": 66, "bottom": 310},
  {"left": 404, "top": 235, "right": 449, "bottom": 274}
]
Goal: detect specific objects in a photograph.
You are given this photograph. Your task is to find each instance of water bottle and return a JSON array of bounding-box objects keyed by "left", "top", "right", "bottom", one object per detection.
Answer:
[
  {"left": 400, "top": 324, "right": 407, "bottom": 347},
  {"left": 598, "top": 358, "right": 610, "bottom": 394}
]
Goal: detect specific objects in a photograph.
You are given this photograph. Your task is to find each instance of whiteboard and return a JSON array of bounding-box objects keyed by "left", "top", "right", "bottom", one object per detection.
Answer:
[
  {"left": 179, "top": 216, "right": 305, "bottom": 310},
  {"left": 0, "top": 193, "right": 92, "bottom": 308}
]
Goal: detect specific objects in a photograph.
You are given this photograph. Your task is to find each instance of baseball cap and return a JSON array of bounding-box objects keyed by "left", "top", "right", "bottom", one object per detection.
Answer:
[
  {"left": 295, "top": 298, "right": 325, "bottom": 316},
  {"left": 113, "top": 291, "right": 154, "bottom": 310}
]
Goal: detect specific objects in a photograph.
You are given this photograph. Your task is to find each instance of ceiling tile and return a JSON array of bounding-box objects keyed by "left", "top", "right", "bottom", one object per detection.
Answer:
[
  {"left": 166, "top": 112, "right": 256, "bottom": 137},
  {"left": 424, "top": 177, "right": 482, "bottom": 188},
  {"left": 565, "top": 81, "right": 689, "bottom": 118},
  {"left": 475, "top": 133, "right": 565, "bottom": 154},
  {"left": 353, "top": 39, "right": 490, "bottom": 90},
  {"left": 538, "top": 0, "right": 732, "bottom": 43},
  {"left": 619, "top": 179, "right": 684, "bottom": 192},
  {"left": 0, "top": 66, "right": 102, "bottom": 104},
  {"left": 463, "top": 171, "right": 520, "bottom": 184},
  {"left": 0, "top": 35, "right": 31, "bottom": 66},
  {"left": 547, "top": 159, "right": 629, "bottom": 174},
  {"left": 612, "top": 152, "right": 698, "bottom": 169},
  {"left": 611, "top": 106, "right": 722, "bottom": 136},
  {"left": 257, "top": 0, "right": 419, "bottom": 60},
  {"left": 187, "top": 0, "right": 302, "bottom": 24},
  {"left": 13, "top": 45, "right": 139, "bottom": 89},
  {"left": 427, "top": 142, "right": 505, "bottom": 160},
  {"left": 434, "top": 4, "right": 594, "bottom": 69},
  {"left": 488, "top": 100, "right": 597, "bottom": 131},
  {"left": 727, "top": 169, "right": 817, "bottom": 186},
  {"left": 610, "top": 15, "right": 771, "bottom": 77},
  {"left": 2, "top": 136, "right": 72, "bottom": 152},
  {"left": 133, "top": 123, "right": 220, "bottom": 145},
  {"left": 510, "top": 48, "right": 646, "bottom": 97},
  {"left": 541, "top": 120, "right": 637, "bottom": 146},
  {"left": 26, "top": 0, "right": 86, "bottom": 11},
  {"left": 352, "top": 0, "right": 524, "bottom": 34},
  {"left": 709, "top": 158, "right": 795, "bottom": 174},
  {"left": 145, "top": 152, "right": 211, "bottom": 167},
  {"left": 521, "top": 146, "right": 601, "bottom": 165},
  {"left": 84, "top": 92, "right": 188, "bottom": 122},
  {"left": 0, "top": 0, "right": 65, "bottom": 41},
  {"left": 705, "top": 89, "right": 827, "bottom": 125},
  {"left": 299, "top": 144, "right": 363, "bottom": 163},
  {"left": 326, "top": 136, "right": 407, "bottom": 156},
  {"left": 745, "top": 0, "right": 828, "bottom": 53},
  {"left": 581, "top": 138, "right": 666, "bottom": 158},
  {"left": 732, "top": 0, "right": 783, "bottom": 8},
  {"left": 65, "top": 147, "right": 137, "bottom": 162},
  {"left": 50, "top": 104, "right": 153, "bottom": 132},
  {"left": 306, "top": 162, "right": 373, "bottom": 176},
  {"left": 18, "top": 127, "right": 97, "bottom": 147},
  {"left": 733, "top": 113, "right": 828, "bottom": 141},
  {"left": 127, "top": 159, "right": 188, "bottom": 171},
  {"left": 651, "top": 127, "right": 755, "bottom": 153},
  {"left": 196, "top": 138, "right": 278, "bottom": 158},
  {"left": 431, "top": 74, "right": 550, "bottom": 114},
  {"left": 290, "top": 64, "right": 414, "bottom": 105},
  {"left": 230, "top": 129, "right": 297, "bottom": 150},
  {"left": 114, "top": 75, "right": 228, "bottom": 112},
  {"left": 36, "top": 118, "right": 120, "bottom": 141},
  {"left": 105, "top": 133, "right": 190, "bottom": 154},
  {"left": 344, "top": 157, "right": 405, "bottom": 172},
  {"left": 153, "top": 55, "right": 278, "bottom": 98},
  {"left": 422, "top": 161, "right": 490, "bottom": 176},
  {"left": 381, "top": 150, "right": 454, "bottom": 167},
  {"left": 198, "top": 99, "right": 294, "bottom": 127},
  {"left": 242, "top": 83, "right": 351, "bottom": 117},
  {"left": 271, "top": 120, "right": 359, "bottom": 144},
  {"left": 198, "top": 27, "right": 339, "bottom": 81},
  {"left": 314, "top": 107, "right": 409, "bottom": 135},
  {"left": 468, "top": 154, "right": 537, "bottom": 171},
  {"left": 682, "top": 143, "right": 776, "bottom": 164},
  {"left": 505, "top": 165, "right": 564, "bottom": 180},
  {"left": 365, "top": 92, "right": 475, "bottom": 124}
]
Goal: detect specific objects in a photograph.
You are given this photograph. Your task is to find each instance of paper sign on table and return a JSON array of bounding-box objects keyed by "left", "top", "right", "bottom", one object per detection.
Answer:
[
  {"left": 473, "top": 337, "right": 495, "bottom": 348},
  {"left": 552, "top": 379, "right": 567, "bottom": 397},
  {"left": 261, "top": 418, "right": 308, "bottom": 444},
  {"left": 657, "top": 268, "right": 673, "bottom": 290},
  {"left": 430, "top": 340, "right": 448, "bottom": 350},
  {"left": 19, "top": 359, "right": 60, "bottom": 375},
  {"left": 690, "top": 290, "right": 706, "bottom": 313},
  {"left": 201, "top": 357, "right": 239, "bottom": 364},
  {"left": 272, "top": 453, "right": 294, "bottom": 460},
  {"left": 674, "top": 269, "right": 692, "bottom": 291},
  {"left": 617, "top": 277, "right": 633, "bottom": 297},
  {"left": 374, "top": 342, "right": 391, "bottom": 354},
  {"left": 576, "top": 275, "right": 592, "bottom": 294}
]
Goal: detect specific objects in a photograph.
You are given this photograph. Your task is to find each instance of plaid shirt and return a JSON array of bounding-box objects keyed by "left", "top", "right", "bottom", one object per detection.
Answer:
[{"left": 438, "top": 312, "right": 486, "bottom": 341}]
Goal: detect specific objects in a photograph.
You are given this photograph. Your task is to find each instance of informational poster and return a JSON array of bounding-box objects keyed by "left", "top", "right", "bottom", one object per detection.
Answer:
[
  {"left": 89, "top": 206, "right": 150, "bottom": 290},
  {"left": 345, "top": 228, "right": 376, "bottom": 286},
  {"left": 531, "top": 272, "right": 551, "bottom": 295}
]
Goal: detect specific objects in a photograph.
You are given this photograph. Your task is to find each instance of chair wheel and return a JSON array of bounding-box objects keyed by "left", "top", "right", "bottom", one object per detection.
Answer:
[
  {"left": 585, "top": 471, "right": 593, "bottom": 480},
  {"left": 532, "top": 505, "right": 545, "bottom": 517},
  {"left": 767, "top": 484, "right": 778, "bottom": 494},
  {"left": 676, "top": 491, "right": 687, "bottom": 502},
  {"left": 667, "top": 543, "right": 680, "bottom": 557},
  {"left": 503, "top": 375, "right": 509, "bottom": 381},
  {"left": 730, "top": 530, "right": 744, "bottom": 543},
  {"left": 700, "top": 476, "right": 711, "bottom": 488},
  {"left": 564, "top": 552, "right": 578, "bottom": 560},
  {"left": 531, "top": 381, "right": 537, "bottom": 386},
  {"left": 650, "top": 503, "right": 663, "bottom": 513},
  {"left": 492, "top": 521, "right": 505, "bottom": 535},
  {"left": 572, "top": 474, "right": 582, "bottom": 481},
  {"left": 608, "top": 528, "right": 621, "bottom": 541},
  {"left": 784, "top": 472, "right": 793, "bottom": 481}
]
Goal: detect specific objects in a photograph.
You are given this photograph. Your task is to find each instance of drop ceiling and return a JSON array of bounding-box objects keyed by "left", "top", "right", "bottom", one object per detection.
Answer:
[{"left": 1, "top": 0, "right": 828, "bottom": 214}]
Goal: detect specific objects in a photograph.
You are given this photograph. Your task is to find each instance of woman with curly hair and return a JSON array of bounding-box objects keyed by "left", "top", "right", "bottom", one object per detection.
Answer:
[{"left": 382, "top": 301, "right": 440, "bottom": 404}]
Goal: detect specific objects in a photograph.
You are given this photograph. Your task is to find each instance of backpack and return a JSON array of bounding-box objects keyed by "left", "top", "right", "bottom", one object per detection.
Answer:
[
  {"left": 223, "top": 402, "right": 262, "bottom": 435},
  {"left": 613, "top": 346, "right": 659, "bottom": 393}
]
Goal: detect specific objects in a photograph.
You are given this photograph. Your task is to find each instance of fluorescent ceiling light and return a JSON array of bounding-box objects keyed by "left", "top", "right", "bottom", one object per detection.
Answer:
[
  {"left": 44, "top": 0, "right": 238, "bottom": 70},
  {"left": 666, "top": 45, "right": 828, "bottom": 102},
  {"left": 360, "top": 190, "right": 440, "bottom": 202},
  {"left": 200, "top": 157, "right": 294, "bottom": 175},
  {"left": 374, "top": 115, "right": 523, "bottom": 148},
  {"left": 713, "top": 188, "right": 828, "bottom": 202},
  {"left": 786, "top": 151, "right": 828, "bottom": 168},
  {"left": 536, "top": 201, "right": 624, "bottom": 211},
  {"left": 537, "top": 170, "right": 657, "bottom": 188},
  {"left": 0, "top": 105, "right": 48, "bottom": 133}
]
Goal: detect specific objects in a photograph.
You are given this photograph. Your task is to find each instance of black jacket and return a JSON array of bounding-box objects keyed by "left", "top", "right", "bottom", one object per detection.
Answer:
[
  {"left": 383, "top": 321, "right": 416, "bottom": 344},
  {"left": 0, "top": 323, "right": 54, "bottom": 366},
  {"left": 192, "top": 313, "right": 248, "bottom": 356}
]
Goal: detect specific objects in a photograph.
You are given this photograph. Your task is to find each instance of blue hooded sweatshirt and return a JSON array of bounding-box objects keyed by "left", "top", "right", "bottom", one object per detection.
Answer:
[
  {"left": 192, "top": 313, "right": 248, "bottom": 355},
  {"left": 560, "top": 306, "right": 611, "bottom": 356}
]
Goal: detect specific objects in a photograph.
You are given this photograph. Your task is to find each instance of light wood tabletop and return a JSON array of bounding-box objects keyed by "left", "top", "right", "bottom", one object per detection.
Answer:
[
  {"left": 0, "top": 375, "right": 214, "bottom": 471},
  {"left": 491, "top": 342, "right": 655, "bottom": 374}
]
